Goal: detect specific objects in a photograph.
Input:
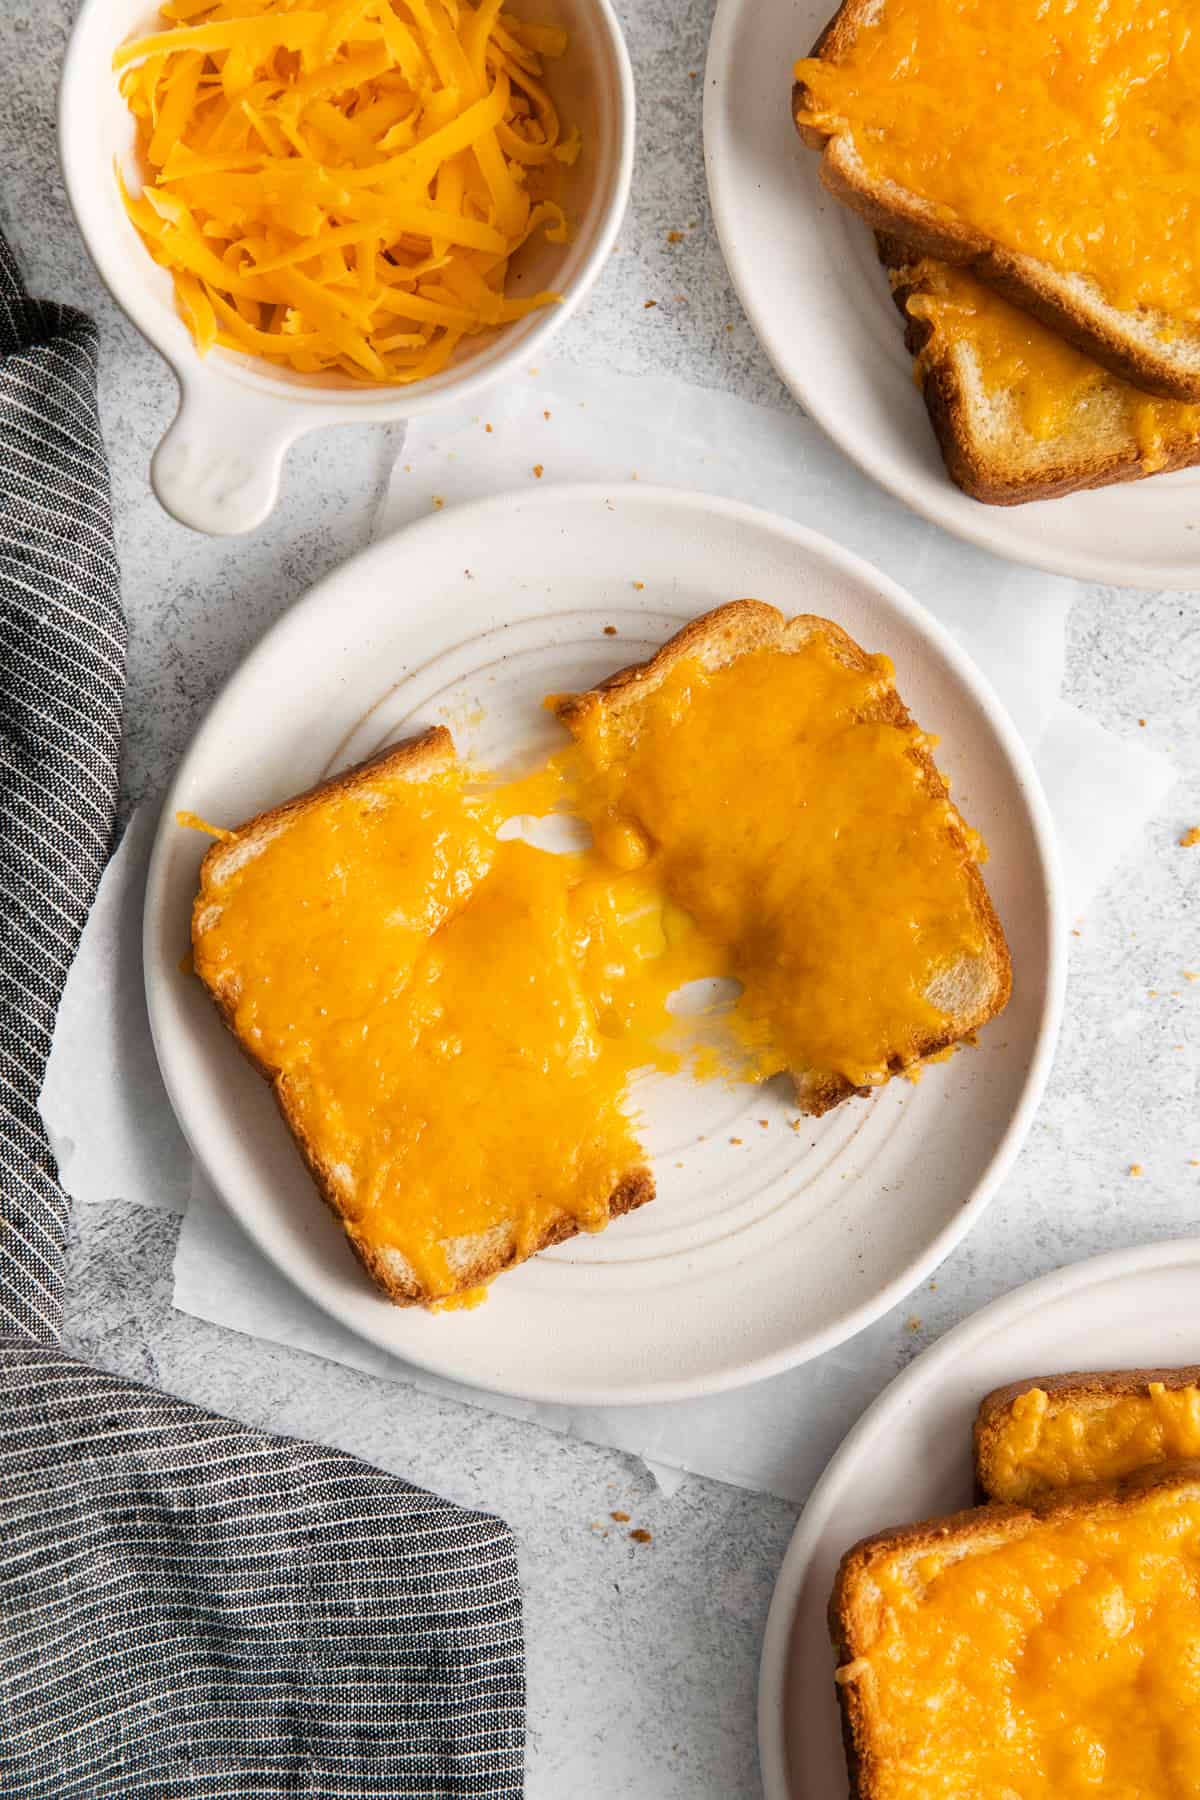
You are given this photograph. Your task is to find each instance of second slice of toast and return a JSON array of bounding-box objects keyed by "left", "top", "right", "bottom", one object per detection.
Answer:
[
  {"left": 881, "top": 244, "right": 1200, "bottom": 504},
  {"left": 974, "top": 1367, "right": 1200, "bottom": 1504},
  {"left": 554, "top": 600, "right": 1011, "bottom": 1116}
]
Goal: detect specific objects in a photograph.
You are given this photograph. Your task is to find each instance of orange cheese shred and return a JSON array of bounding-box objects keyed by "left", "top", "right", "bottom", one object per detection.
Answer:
[{"left": 115, "top": 0, "right": 573, "bottom": 383}]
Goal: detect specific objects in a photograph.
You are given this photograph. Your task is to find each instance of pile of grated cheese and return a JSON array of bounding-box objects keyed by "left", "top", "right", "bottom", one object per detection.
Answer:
[{"left": 115, "top": 0, "right": 577, "bottom": 383}]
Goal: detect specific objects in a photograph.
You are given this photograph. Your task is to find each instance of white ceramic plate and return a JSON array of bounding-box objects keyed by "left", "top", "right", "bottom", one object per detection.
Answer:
[
  {"left": 144, "top": 484, "right": 1064, "bottom": 1406},
  {"left": 758, "top": 1238, "right": 1200, "bottom": 1797},
  {"left": 704, "top": 0, "right": 1200, "bottom": 589}
]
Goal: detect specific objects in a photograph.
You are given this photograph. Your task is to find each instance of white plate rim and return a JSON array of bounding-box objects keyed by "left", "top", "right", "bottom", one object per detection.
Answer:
[
  {"left": 702, "top": 0, "right": 1200, "bottom": 591},
  {"left": 143, "top": 480, "right": 1067, "bottom": 1406},
  {"left": 756, "top": 1234, "right": 1200, "bottom": 1798}
]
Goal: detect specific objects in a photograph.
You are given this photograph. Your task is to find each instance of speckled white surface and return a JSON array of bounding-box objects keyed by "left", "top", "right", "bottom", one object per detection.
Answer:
[{"left": 7, "top": 2, "right": 1200, "bottom": 1794}]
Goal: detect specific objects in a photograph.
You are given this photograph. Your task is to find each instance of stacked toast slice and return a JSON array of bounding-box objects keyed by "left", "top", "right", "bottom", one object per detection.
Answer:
[
  {"left": 831, "top": 1365, "right": 1200, "bottom": 1796},
  {"left": 793, "top": 2, "right": 1200, "bottom": 503}
]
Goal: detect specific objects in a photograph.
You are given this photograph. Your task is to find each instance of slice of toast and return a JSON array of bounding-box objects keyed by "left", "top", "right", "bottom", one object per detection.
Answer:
[
  {"left": 793, "top": 4, "right": 1200, "bottom": 401},
  {"left": 831, "top": 1460, "right": 1200, "bottom": 1799},
  {"left": 191, "top": 728, "right": 653, "bottom": 1308},
  {"left": 880, "top": 240, "right": 1200, "bottom": 504},
  {"left": 553, "top": 600, "right": 1011, "bottom": 1117},
  {"left": 974, "top": 1367, "right": 1200, "bottom": 1504}
]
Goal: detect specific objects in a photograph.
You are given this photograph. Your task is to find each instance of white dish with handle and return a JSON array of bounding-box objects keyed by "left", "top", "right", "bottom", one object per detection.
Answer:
[{"left": 59, "top": 0, "right": 634, "bottom": 536}]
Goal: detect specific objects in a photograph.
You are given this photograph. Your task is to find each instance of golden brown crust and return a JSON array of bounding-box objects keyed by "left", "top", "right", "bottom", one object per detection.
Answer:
[
  {"left": 553, "top": 599, "right": 1012, "bottom": 1118},
  {"left": 973, "top": 1365, "right": 1200, "bottom": 1500},
  {"left": 829, "top": 1458, "right": 1200, "bottom": 1799},
  {"left": 877, "top": 238, "right": 1200, "bottom": 504},
  {"left": 191, "top": 728, "right": 656, "bottom": 1309},
  {"left": 793, "top": 6, "right": 1200, "bottom": 401}
]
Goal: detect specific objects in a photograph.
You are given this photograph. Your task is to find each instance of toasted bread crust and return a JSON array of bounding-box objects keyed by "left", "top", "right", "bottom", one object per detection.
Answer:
[
  {"left": 554, "top": 599, "right": 1012, "bottom": 1117},
  {"left": 793, "top": 4, "right": 1200, "bottom": 402},
  {"left": 829, "top": 1458, "right": 1200, "bottom": 1799},
  {"left": 877, "top": 237, "right": 1200, "bottom": 504},
  {"left": 973, "top": 1365, "right": 1200, "bottom": 1500},
  {"left": 192, "top": 728, "right": 654, "bottom": 1308}
]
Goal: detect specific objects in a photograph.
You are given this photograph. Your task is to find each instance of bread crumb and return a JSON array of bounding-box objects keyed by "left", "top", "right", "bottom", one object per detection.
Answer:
[
  {"left": 724, "top": 323, "right": 733, "bottom": 332},
  {"left": 432, "top": 495, "right": 444, "bottom": 509},
  {"left": 532, "top": 464, "right": 544, "bottom": 479},
  {"left": 1071, "top": 928, "right": 1081, "bottom": 937},
  {"left": 688, "top": 69, "right": 697, "bottom": 78},
  {"left": 484, "top": 422, "right": 493, "bottom": 433},
  {"left": 906, "top": 1316, "right": 921, "bottom": 1332},
  {"left": 543, "top": 409, "right": 551, "bottom": 420},
  {"left": 644, "top": 299, "right": 657, "bottom": 309},
  {"left": 632, "top": 580, "right": 645, "bottom": 590},
  {"left": 1191, "top": 1160, "right": 1200, "bottom": 1168},
  {"left": 603, "top": 624, "right": 618, "bottom": 636},
  {"left": 667, "top": 230, "right": 684, "bottom": 244},
  {"left": 928, "top": 1280, "right": 938, "bottom": 1291},
  {"left": 1185, "top": 971, "right": 1199, "bottom": 982},
  {"left": 729, "top": 1137, "right": 743, "bottom": 1146},
  {"left": 1129, "top": 1163, "right": 1145, "bottom": 1177},
  {"left": 1180, "top": 826, "right": 1200, "bottom": 847},
  {"left": 611, "top": 1510, "right": 630, "bottom": 1522},
  {"left": 758, "top": 1119, "right": 769, "bottom": 1129},
  {"left": 630, "top": 1529, "right": 653, "bottom": 1545},
  {"left": 1139, "top": 717, "right": 1146, "bottom": 727},
  {"left": 1149, "top": 989, "right": 1159, "bottom": 997}
]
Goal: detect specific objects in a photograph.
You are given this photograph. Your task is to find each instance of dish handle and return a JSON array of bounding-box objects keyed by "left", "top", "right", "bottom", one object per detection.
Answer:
[{"left": 151, "top": 374, "right": 307, "bottom": 536}]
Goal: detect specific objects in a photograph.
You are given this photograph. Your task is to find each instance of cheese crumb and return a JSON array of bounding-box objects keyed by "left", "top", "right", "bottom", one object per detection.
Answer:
[
  {"left": 1180, "top": 826, "right": 1200, "bottom": 847},
  {"left": 1129, "top": 1163, "right": 1145, "bottom": 1177}
]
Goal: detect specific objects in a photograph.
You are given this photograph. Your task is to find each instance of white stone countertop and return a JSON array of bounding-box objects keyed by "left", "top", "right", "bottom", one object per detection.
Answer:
[{"left": 5, "top": 2, "right": 1199, "bottom": 1794}]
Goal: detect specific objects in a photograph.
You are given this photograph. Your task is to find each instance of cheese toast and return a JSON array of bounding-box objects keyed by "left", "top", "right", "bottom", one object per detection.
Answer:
[
  {"left": 975, "top": 1367, "right": 1200, "bottom": 1504},
  {"left": 831, "top": 1461, "right": 1200, "bottom": 1799},
  {"left": 191, "top": 728, "right": 654, "bottom": 1307},
  {"left": 881, "top": 243, "right": 1200, "bottom": 504},
  {"left": 794, "top": 0, "right": 1200, "bottom": 402},
  {"left": 554, "top": 601, "right": 1010, "bottom": 1116},
  {"left": 191, "top": 602, "right": 1010, "bottom": 1308}
]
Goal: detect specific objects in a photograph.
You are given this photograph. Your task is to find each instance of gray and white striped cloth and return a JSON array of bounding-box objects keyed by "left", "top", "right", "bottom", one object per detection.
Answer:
[{"left": 0, "top": 230, "right": 524, "bottom": 1798}]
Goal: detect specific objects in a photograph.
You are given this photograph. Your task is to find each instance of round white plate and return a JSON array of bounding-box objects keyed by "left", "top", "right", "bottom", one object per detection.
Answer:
[
  {"left": 758, "top": 1238, "right": 1200, "bottom": 1797},
  {"left": 144, "top": 484, "right": 1064, "bottom": 1406},
  {"left": 704, "top": 0, "right": 1200, "bottom": 589}
]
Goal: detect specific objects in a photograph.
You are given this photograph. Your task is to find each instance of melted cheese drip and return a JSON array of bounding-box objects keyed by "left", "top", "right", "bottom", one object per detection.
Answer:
[{"left": 796, "top": 0, "right": 1200, "bottom": 319}]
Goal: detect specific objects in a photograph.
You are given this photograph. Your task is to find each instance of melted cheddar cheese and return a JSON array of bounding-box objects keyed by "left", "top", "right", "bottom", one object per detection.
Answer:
[
  {"left": 842, "top": 1483, "right": 1200, "bottom": 1797},
  {"left": 796, "top": 0, "right": 1200, "bottom": 318},
  {"left": 563, "top": 638, "right": 987, "bottom": 1090},
  {"left": 192, "top": 629, "right": 994, "bottom": 1303},
  {"left": 905, "top": 262, "right": 1200, "bottom": 466},
  {"left": 985, "top": 1382, "right": 1200, "bottom": 1504}
]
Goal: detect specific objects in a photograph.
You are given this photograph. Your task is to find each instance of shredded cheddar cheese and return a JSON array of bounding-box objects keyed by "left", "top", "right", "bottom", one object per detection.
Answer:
[{"left": 115, "top": 0, "right": 577, "bottom": 383}]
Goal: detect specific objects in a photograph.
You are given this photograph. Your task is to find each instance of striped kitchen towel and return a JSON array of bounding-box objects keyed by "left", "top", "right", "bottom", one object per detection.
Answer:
[{"left": 0, "top": 229, "right": 524, "bottom": 1798}]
